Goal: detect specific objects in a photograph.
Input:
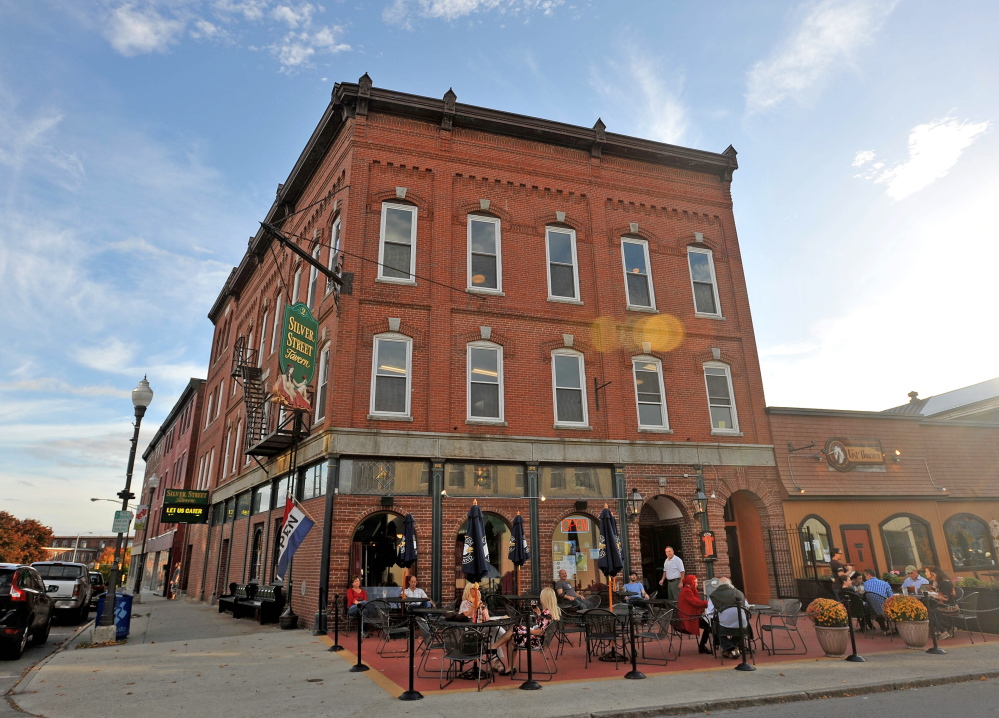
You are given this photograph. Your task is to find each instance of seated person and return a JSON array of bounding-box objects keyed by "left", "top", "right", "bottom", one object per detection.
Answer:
[
  {"left": 402, "top": 574, "right": 433, "bottom": 610},
  {"left": 925, "top": 566, "right": 959, "bottom": 639},
  {"left": 553, "top": 569, "right": 581, "bottom": 605},
  {"left": 458, "top": 582, "right": 490, "bottom": 622},
  {"left": 900, "top": 565, "right": 929, "bottom": 595},
  {"left": 706, "top": 577, "right": 750, "bottom": 659},
  {"left": 677, "top": 574, "right": 712, "bottom": 654},
  {"left": 848, "top": 571, "right": 866, "bottom": 594},
  {"left": 490, "top": 587, "right": 560, "bottom": 674},
  {"left": 346, "top": 576, "right": 368, "bottom": 638},
  {"left": 861, "top": 568, "right": 894, "bottom": 632},
  {"left": 622, "top": 571, "right": 650, "bottom": 605}
]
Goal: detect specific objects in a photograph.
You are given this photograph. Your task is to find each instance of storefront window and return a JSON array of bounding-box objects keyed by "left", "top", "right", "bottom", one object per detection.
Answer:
[
  {"left": 446, "top": 463, "right": 524, "bottom": 497},
  {"left": 251, "top": 483, "right": 271, "bottom": 514},
  {"left": 550, "top": 514, "right": 602, "bottom": 595},
  {"left": 224, "top": 498, "right": 234, "bottom": 522},
  {"left": 351, "top": 512, "right": 406, "bottom": 587},
  {"left": 211, "top": 503, "right": 225, "bottom": 526},
  {"left": 235, "top": 492, "right": 251, "bottom": 520},
  {"left": 299, "top": 462, "right": 327, "bottom": 501},
  {"left": 271, "top": 475, "right": 292, "bottom": 509},
  {"left": 799, "top": 516, "right": 831, "bottom": 564},
  {"left": 881, "top": 514, "right": 937, "bottom": 572},
  {"left": 944, "top": 514, "right": 997, "bottom": 569},
  {"left": 340, "top": 458, "right": 430, "bottom": 495},
  {"left": 540, "top": 465, "right": 613, "bottom": 499},
  {"left": 456, "top": 512, "right": 514, "bottom": 597}
]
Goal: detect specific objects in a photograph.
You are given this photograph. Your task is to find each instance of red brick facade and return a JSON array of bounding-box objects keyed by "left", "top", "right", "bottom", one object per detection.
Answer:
[{"left": 182, "top": 77, "right": 787, "bottom": 624}]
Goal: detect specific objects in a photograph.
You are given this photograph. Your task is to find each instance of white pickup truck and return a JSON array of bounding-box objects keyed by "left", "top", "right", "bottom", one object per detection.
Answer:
[{"left": 31, "top": 562, "right": 93, "bottom": 624}]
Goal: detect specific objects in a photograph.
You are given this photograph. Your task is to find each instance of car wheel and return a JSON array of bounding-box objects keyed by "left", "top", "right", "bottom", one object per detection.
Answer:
[
  {"left": 76, "top": 603, "right": 89, "bottom": 624},
  {"left": 32, "top": 616, "right": 51, "bottom": 646},
  {"left": 1, "top": 627, "right": 29, "bottom": 660}
]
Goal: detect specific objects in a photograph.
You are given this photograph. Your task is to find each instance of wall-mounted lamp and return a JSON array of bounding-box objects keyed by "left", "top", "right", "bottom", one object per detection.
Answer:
[
  {"left": 893, "top": 449, "right": 902, "bottom": 463},
  {"left": 440, "top": 489, "right": 448, "bottom": 499},
  {"left": 692, "top": 495, "right": 709, "bottom": 516},
  {"left": 626, "top": 488, "right": 643, "bottom": 517}
]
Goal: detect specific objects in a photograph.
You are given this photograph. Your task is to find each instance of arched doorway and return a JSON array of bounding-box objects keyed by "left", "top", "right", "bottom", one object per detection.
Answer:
[
  {"left": 454, "top": 512, "right": 514, "bottom": 600},
  {"left": 550, "top": 513, "right": 601, "bottom": 594},
  {"left": 351, "top": 511, "right": 407, "bottom": 587},
  {"left": 638, "top": 496, "right": 686, "bottom": 587},
  {"left": 724, "top": 491, "right": 770, "bottom": 604}
]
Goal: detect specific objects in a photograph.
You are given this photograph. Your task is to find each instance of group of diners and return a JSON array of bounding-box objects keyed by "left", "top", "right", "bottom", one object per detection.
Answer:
[
  {"left": 828, "top": 547, "right": 961, "bottom": 639},
  {"left": 345, "top": 574, "right": 434, "bottom": 638}
]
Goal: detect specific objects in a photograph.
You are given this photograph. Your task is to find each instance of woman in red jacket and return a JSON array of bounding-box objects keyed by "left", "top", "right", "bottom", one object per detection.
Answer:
[{"left": 677, "top": 574, "right": 712, "bottom": 654}]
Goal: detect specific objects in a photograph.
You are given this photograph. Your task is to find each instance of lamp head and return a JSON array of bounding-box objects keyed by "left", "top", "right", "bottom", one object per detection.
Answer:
[{"left": 132, "top": 376, "right": 154, "bottom": 409}]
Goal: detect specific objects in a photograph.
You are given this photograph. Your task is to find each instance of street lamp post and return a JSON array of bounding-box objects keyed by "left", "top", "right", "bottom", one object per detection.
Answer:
[
  {"left": 132, "top": 474, "right": 159, "bottom": 596},
  {"left": 98, "top": 377, "right": 153, "bottom": 637},
  {"left": 693, "top": 466, "right": 715, "bottom": 580},
  {"left": 71, "top": 532, "right": 93, "bottom": 563}
]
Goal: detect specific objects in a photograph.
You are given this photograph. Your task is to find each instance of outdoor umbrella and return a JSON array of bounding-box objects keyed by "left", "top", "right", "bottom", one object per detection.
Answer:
[
  {"left": 396, "top": 513, "right": 418, "bottom": 589},
  {"left": 596, "top": 505, "right": 624, "bottom": 610},
  {"left": 462, "top": 500, "right": 491, "bottom": 618},
  {"left": 508, "top": 512, "right": 530, "bottom": 595}
]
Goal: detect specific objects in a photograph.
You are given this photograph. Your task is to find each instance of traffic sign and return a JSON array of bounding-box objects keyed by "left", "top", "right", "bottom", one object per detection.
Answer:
[{"left": 112, "top": 510, "right": 133, "bottom": 534}]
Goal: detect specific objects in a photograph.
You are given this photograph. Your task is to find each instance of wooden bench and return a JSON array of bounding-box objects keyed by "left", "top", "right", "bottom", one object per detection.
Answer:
[
  {"left": 218, "top": 582, "right": 239, "bottom": 614},
  {"left": 233, "top": 584, "right": 285, "bottom": 624}
]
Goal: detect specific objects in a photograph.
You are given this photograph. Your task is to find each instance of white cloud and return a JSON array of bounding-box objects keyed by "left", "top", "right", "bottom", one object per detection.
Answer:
[
  {"left": 851, "top": 149, "right": 875, "bottom": 167},
  {"left": 590, "top": 50, "right": 688, "bottom": 145},
  {"left": 746, "top": 0, "right": 897, "bottom": 114},
  {"left": 383, "top": 0, "right": 562, "bottom": 25},
  {"left": 856, "top": 117, "right": 991, "bottom": 200},
  {"left": 272, "top": 2, "right": 315, "bottom": 27},
  {"left": 0, "top": 379, "right": 131, "bottom": 399},
  {"left": 270, "top": 25, "right": 350, "bottom": 71},
  {"left": 105, "top": 3, "right": 185, "bottom": 56}
]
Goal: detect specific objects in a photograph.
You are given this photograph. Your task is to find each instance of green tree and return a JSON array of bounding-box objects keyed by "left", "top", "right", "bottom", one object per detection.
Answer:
[{"left": 0, "top": 511, "right": 54, "bottom": 563}]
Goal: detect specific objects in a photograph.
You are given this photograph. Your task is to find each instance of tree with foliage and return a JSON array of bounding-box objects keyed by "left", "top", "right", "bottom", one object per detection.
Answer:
[
  {"left": 96, "top": 546, "right": 131, "bottom": 583},
  {"left": 0, "top": 511, "right": 54, "bottom": 563}
]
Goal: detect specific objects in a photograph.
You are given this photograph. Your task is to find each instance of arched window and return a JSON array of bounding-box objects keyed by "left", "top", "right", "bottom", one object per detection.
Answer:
[
  {"left": 352, "top": 512, "right": 407, "bottom": 587},
  {"left": 880, "top": 513, "right": 937, "bottom": 572},
  {"left": 455, "top": 512, "right": 513, "bottom": 598},
  {"left": 944, "top": 514, "right": 997, "bottom": 569},
  {"left": 551, "top": 513, "right": 602, "bottom": 595},
  {"left": 799, "top": 515, "right": 832, "bottom": 564},
  {"left": 249, "top": 528, "right": 263, "bottom": 581}
]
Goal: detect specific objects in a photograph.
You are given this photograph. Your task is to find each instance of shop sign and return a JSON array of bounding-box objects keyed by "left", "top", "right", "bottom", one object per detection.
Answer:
[
  {"left": 164, "top": 489, "right": 209, "bottom": 505},
  {"left": 561, "top": 518, "right": 589, "bottom": 533},
  {"left": 134, "top": 505, "right": 149, "bottom": 531},
  {"left": 160, "top": 505, "right": 210, "bottom": 524},
  {"left": 276, "top": 302, "right": 318, "bottom": 410},
  {"left": 824, "top": 437, "right": 885, "bottom": 472}
]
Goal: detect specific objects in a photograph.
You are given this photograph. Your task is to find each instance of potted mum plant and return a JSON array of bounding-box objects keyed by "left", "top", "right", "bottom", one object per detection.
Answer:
[
  {"left": 883, "top": 595, "right": 929, "bottom": 648},
  {"left": 806, "top": 598, "right": 849, "bottom": 656}
]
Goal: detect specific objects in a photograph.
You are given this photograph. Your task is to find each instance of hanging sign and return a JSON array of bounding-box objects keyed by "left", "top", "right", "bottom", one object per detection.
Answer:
[
  {"left": 276, "top": 302, "right": 318, "bottom": 410},
  {"left": 699, "top": 530, "right": 717, "bottom": 561},
  {"left": 824, "top": 438, "right": 885, "bottom": 472},
  {"left": 160, "top": 489, "right": 210, "bottom": 524},
  {"left": 134, "top": 505, "right": 149, "bottom": 531}
]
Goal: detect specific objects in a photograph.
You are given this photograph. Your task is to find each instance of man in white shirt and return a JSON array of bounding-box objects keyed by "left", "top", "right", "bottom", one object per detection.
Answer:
[
  {"left": 658, "top": 546, "right": 685, "bottom": 601},
  {"left": 402, "top": 575, "right": 433, "bottom": 610},
  {"left": 900, "top": 565, "right": 929, "bottom": 595}
]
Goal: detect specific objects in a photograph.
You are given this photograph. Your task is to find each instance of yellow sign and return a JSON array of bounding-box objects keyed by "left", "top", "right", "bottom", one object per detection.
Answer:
[{"left": 824, "top": 438, "right": 884, "bottom": 471}]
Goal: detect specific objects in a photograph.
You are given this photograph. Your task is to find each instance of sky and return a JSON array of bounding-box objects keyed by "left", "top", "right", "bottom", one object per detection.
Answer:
[{"left": 1, "top": 0, "right": 997, "bottom": 535}]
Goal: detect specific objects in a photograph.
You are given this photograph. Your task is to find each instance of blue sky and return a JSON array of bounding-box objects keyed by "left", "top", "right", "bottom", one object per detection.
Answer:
[{"left": 1, "top": 0, "right": 996, "bottom": 534}]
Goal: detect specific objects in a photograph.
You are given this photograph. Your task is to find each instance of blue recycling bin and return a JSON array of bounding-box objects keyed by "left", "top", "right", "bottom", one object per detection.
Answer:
[{"left": 95, "top": 593, "right": 133, "bottom": 640}]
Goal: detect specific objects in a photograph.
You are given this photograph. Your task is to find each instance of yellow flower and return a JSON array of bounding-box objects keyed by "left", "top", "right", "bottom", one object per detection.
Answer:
[{"left": 806, "top": 598, "right": 848, "bottom": 627}]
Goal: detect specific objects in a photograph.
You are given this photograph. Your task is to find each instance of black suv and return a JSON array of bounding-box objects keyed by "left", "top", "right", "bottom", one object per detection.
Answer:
[{"left": 0, "top": 564, "right": 54, "bottom": 660}]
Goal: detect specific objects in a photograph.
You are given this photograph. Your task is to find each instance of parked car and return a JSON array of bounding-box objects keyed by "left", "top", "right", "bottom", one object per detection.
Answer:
[
  {"left": 0, "top": 563, "right": 54, "bottom": 660},
  {"left": 31, "top": 561, "right": 92, "bottom": 624},
  {"left": 88, "top": 571, "right": 106, "bottom": 608}
]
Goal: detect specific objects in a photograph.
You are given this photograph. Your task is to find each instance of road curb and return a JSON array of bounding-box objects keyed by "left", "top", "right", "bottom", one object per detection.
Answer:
[
  {"left": 571, "top": 670, "right": 999, "bottom": 718},
  {"left": 8, "top": 618, "right": 95, "bottom": 698}
]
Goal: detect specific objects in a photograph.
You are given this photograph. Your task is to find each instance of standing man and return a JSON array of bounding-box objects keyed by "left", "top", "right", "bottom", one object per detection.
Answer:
[
  {"left": 658, "top": 546, "right": 685, "bottom": 601},
  {"left": 828, "top": 548, "right": 848, "bottom": 599}
]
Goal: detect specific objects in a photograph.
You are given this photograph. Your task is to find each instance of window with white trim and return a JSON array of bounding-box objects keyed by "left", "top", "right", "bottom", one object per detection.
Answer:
[
  {"left": 468, "top": 215, "right": 501, "bottom": 292},
  {"left": 688, "top": 247, "right": 721, "bottom": 316},
  {"left": 222, "top": 428, "right": 232, "bottom": 478},
  {"left": 216, "top": 381, "right": 224, "bottom": 418},
  {"left": 370, "top": 333, "right": 412, "bottom": 416},
  {"left": 231, "top": 421, "right": 242, "bottom": 474},
  {"left": 326, "top": 217, "right": 342, "bottom": 293},
  {"left": 292, "top": 267, "right": 302, "bottom": 305},
  {"left": 307, "top": 246, "right": 321, "bottom": 308},
  {"left": 204, "top": 392, "right": 214, "bottom": 428},
  {"left": 552, "top": 350, "right": 588, "bottom": 426},
  {"left": 258, "top": 312, "right": 268, "bottom": 367},
  {"left": 546, "top": 227, "right": 579, "bottom": 300},
  {"left": 703, "top": 362, "right": 738, "bottom": 432},
  {"left": 379, "top": 202, "right": 417, "bottom": 281},
  {"left": 270, "top": 294, "right": 282, "bottom": 354},
  {"left": 315, "top": 345, "right": 330, "bottom": 422},
  {"left": 621, "top": 238, "right": 655, "bottom": 309},
  {"left": 467, "top": 342, "right": 503, "bottom": 421},
  {"left": 632, "top": 357, "right": 668, "bottom": 428}
]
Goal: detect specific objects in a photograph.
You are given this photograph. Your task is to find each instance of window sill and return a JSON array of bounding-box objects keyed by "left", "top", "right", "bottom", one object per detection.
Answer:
[
  {"left": 711, "top": 429, "right": 743, "bottom": 436},
  {"left": 547, "top": 297, "right": 583, "bottom": 305},
  {"left": 638, "top": 427, "right": 673, "bottom": 433},
  {"left": 466, "top": 419, "right": 508, "bottom": 426},
  {"left": 376, "top": 277, "right": 417, "bottom": 286},
  {"left": 626, "top": 305, "right": 658, "bottom": 313},
  {"left": 467, "top": 288, "right": 505, "bottom": 296},
  {"left": 694, "top": 312, "right": 725, "bottom": 320},
  {"left": 367, "top": 414, "right": 414, "bottom": 422},
  {"left": 554, "top": 424, "right": 592, "bottom": 430}
]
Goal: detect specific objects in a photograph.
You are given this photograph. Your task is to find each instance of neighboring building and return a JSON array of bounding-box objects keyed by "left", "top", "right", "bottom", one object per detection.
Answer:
[
  {"left": 135, "top": 378, "right": 205, "bottom": 597},
  {"left": 42, "top": 535, "right": 125, "bottom": 565},
  {"left": 883, "top": 377, "right": 999, "bottom": 422},
  {"left": 770, "top": 380, "right": 999, "bottom": 592},
  {"left": 186, "top": 75, "right": 786, "bottom": 623}
]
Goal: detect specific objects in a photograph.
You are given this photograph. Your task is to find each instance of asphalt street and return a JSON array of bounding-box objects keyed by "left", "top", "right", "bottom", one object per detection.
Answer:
[{"left": 709, "top": 677, "right": 999, "bottom": 716}]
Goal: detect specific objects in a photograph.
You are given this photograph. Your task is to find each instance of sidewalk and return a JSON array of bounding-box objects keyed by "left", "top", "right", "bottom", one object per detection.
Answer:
[{"left": 9, "top": 597, "right": 998, "bottom": 718}]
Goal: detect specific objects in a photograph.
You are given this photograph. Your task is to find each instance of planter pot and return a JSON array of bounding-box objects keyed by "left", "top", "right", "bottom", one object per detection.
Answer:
[
  {"left": 897, "top": 620, "right": 929, "bottom": 649},
  {"left": 814, "top": 626, "right": 850, "bottom": 657}
]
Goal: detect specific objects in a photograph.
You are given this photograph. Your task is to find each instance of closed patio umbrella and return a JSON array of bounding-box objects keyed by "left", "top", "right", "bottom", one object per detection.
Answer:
[
  {"left": 597, "top": 505, "right": 624, "bottom": 610},
  {"left": 462, "top": 501, "right": 491, "bottom": 619},
  {"left": 508, "top": 512, "right": 530, "bottom": 595},
  {"left": 397, "top": 513, "right": 418, "bottom": 588}
]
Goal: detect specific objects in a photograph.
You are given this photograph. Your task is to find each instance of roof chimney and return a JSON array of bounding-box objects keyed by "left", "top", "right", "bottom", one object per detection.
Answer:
[{"left": 908, "top": 391, "right": 919, "bottom": 403}]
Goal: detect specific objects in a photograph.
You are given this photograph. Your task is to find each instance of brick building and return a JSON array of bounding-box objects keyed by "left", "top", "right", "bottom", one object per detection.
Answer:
[
  {"left": 134, "top": 378, "right": 205, "bottom": 597},
  {"left": 43, "top": 535, "right": 122, "bottom": 565},
  {"left": 186, "top": 75, "right": 787, "bottom": 624},
  {"left": 770, "top": 378, "right": 999, "bottom": 593}
]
